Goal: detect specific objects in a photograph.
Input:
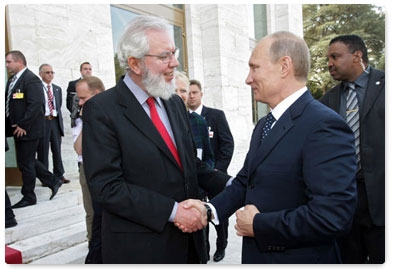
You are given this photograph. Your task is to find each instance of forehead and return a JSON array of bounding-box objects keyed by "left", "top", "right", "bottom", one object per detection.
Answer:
[
  {"left": 6, "top": 54, "right": 16, "bottom": 62},
  {"left": 41, "top": 65, "right": 52, "bottom": 70},
  {"left": 189, "top": 84, "right": 200, "bottom": 92},
  {"left": 250, "top": 38, "right": 271, "bottom": 64},
  {"left": 146, "top": 29, "right": 174, "bottom": 51},
  {"left": 328, "top": 42, "right": 350, "bottom": 54},
  {"left": 76, "top": 82, "right": 89, "bottom": 92},
  {"left": 176, "top": 77, "right": 188, "bottom": 88}
]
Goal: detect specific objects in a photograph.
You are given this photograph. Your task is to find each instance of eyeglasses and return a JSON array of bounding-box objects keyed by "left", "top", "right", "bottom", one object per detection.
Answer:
[
  {"left": 43, "top": 71, "right": 55, "bottom": 74},
  {"left": 144, "top": 48, "right": 179, "bottom": 64}
]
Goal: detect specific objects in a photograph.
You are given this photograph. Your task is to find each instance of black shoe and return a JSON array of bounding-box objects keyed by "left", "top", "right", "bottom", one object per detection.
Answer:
[
  {"left": 5, "top": 217, "right": 17, "bottom": 228},
  {"left": 213, "top": 249, "right": 225, "bottom": 262},
  {"left": 50, "top": 179, "right": 64, "bottom": 200},
  {"left": 41, "top": 183, "right": 48, "bottom": 187},
  {"left": 60, "top": 177, "right": 70, "bottom": 184},
  {"left": 11, "top": 199, "right": 36, "bottom": 209}
]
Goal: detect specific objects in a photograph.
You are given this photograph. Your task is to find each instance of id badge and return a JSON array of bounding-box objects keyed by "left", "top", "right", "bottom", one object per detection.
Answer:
[{"left": 13, "top": 89, "right": 24, "bottom": 99}]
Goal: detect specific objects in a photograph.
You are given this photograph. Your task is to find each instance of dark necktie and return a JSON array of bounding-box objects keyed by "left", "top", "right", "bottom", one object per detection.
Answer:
[
  {"left": 345, "top": 82, "right": 360, "bottom": 169},
  {"left": 6, "top": 75, "right": 17, "bottom": 117},
  {"left": 146, "top": 97, "right": 182, "bottom": 169},
  {"left": 261, "top": 112, "right": 276, "bottom": 142},
  {"left": 47, "top": 84, "right": 54, "bottom": 116}
]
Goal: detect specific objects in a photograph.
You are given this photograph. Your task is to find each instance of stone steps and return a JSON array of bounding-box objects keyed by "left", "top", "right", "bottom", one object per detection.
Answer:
[{"left": 5, "top": 184, "right": 88, "bottom": 264}]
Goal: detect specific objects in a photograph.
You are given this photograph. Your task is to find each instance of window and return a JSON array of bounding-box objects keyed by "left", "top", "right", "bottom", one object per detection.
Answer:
[
  {"left": 252, "top": 4, "right": 270, "bottom": 123},
  {"left": 110, "top": 4, "right": 186, "bottom": 81}
]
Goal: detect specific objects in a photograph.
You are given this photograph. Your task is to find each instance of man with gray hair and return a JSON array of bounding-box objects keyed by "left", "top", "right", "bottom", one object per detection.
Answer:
[{"left": 82, "top": 15, "right": 230, "bottom": 263}]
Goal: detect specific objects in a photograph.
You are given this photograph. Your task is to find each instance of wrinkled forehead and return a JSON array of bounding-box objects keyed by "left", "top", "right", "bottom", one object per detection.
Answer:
[{"left": 146, "top": 29, "right": 175, "bottom": 49}]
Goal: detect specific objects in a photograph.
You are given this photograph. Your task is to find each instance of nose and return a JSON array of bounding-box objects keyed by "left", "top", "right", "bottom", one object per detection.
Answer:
[
  {"left": 169, "top": 55, "right": 179, "bottom": 68},
  {"left": 245, "top": 71, "right": 253, "bottom": 85},
  {"left": 327, "top": 58, "right": 332, "bottom": 68}
]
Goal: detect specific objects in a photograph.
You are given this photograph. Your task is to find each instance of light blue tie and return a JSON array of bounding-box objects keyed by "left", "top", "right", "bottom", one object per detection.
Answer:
[{"left": 346, "top": 82, "right": 360, "bottom": 169}]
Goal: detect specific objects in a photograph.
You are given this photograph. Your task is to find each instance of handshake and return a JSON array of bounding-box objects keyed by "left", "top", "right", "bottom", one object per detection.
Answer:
[
  {"left": 173, "top": 199, "right": 210, "bottom": 233},
  {"left": 174, "top": 199, "right": 260, "bottom": 237}
]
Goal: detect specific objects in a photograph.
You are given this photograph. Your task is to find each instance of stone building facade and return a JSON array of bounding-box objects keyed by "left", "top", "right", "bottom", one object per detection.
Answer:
[{"left": 5, "top": 4, "right": 302, "bottom": 175}]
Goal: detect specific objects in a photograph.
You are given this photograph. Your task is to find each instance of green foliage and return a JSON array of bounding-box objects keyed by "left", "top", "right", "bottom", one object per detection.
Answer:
[
  {"left": 114, "top": 55, "right": 124, "bottom": 83},
  {"left": 303, "top": 4, "right": 385, "bottom": 98}
]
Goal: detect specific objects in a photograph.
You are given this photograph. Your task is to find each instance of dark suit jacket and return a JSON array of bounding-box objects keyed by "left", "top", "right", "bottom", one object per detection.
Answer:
[
  {"left": 52, "top": 83, "right": 65, "bottom": 136},
  {"left": 82, "top": 78, "right": 230, "bottom": 263},
  {"left": 5, "top": 68, "right": 44, "bottom": 141},
  {"left": 201, "top": 106, "right": 234, "bottom": 173},
  {"left": 66, "top": 78, "right": 79, "bottom": 113},
  {"left": 211, "top": 91, "right": 357, "bottom": 263},
  {"left": 320, "top": 68, "right": 385, "bottom": 226}
]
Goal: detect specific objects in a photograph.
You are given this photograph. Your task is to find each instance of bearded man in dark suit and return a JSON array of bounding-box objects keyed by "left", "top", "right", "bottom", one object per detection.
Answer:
[{"left": 82, "top": 15, "right": 230, "bottom": 264}]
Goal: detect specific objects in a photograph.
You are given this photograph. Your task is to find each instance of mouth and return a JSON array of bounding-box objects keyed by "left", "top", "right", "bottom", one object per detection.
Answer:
[{"left": 164, "top": 71, "right": 174, "bottom": 80}]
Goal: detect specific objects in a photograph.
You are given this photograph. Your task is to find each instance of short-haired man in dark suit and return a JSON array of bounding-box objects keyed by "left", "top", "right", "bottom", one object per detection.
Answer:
[
  {"left": 66, "top": 61, "right": 92, "bottom": 127},
  {"left": 5, "top": 51, "right": 62, "bottom": 208},
  {"left": 182, "top": 31, "right": 357, "bottom": 264},
  {"left": 320, "top": 34, "right": 385, "bottom": 264},
  {"left": 187, "top": 79, "right": 234, "bottom": 262}
]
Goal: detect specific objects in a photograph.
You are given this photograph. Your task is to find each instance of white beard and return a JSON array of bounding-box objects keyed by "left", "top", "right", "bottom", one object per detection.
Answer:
[{"left": 142, "top": 66, "right": 175, "bottom": 100}]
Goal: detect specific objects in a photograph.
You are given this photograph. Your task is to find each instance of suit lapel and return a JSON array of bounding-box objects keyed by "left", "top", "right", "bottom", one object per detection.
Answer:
[
  {"left": 117, "top": 83, "right": 180, "bottom": 169},
  {"left": 162, "top": 96, "right": 188, "bottom": 170},
  {"left": 327, "top": 85, "right": 342, "bottom": 112},
  {"left": 360, "top": 69, "right": 384, "bottom": 121},
  {"left": 248, "top": 112, "right": 294, "bottom": 174},
  {"left": 53, "top": 85, "right": 61, "bottom": 110},
  {"left": 9, "top": 69, "right": 27, "bottom": 93},
  {"left": 248, "top": 91, "right": 312, "bottom": 175}
]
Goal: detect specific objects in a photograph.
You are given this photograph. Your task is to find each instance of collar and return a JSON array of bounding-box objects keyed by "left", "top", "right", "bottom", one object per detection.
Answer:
[
  {"left": 190, "top": 103, "right": 203, "bottom": 115},
  {"left": 123, "top": 73, "right": 164, "bottom": 108},
  {"left": 271, "top": 87, "right": 307, "bottom": 121},
  {"left": 13, "top": 67, "right": 27, "bottom": 81}
]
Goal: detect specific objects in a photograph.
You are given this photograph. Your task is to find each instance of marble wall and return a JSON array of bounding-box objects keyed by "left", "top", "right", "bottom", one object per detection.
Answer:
[
  {"left": 6, "top": 4, "right": 116, "bottom": 94},
  {"left": 5, "top": 4, "right": 303, "bottom": 176}
]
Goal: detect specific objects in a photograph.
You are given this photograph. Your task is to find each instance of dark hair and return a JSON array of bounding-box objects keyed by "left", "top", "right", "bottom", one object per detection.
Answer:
[
  {"left": 189, "top": 79, "right": 202, "bottom": 91},
  {"left": 6, "top": 50, "right": 27, "bottom": 66},
  {"left": 329, "top": 35, "right": 368, "bottom": 63},
  {"left": 80, "top": 61, "right": 91, "bottom": 71}
]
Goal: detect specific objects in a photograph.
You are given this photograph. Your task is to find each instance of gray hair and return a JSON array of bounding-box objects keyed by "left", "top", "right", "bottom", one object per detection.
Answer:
[
  {"left": 117, "top": 15, "right": 172, "bottom": 71},
  {"left": 174, "top": 70, "right": 190, "bottom": 92}
]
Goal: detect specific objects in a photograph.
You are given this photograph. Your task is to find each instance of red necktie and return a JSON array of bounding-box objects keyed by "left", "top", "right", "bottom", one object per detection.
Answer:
[
  {"left": 47, "top": 84, "right": 54, "bottom": 116},
  {"left": 146, "top": 97, "right": 182, "bottom": 169}
]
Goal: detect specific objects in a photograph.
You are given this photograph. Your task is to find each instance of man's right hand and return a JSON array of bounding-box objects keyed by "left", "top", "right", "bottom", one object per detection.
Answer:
[{"left": 174, "top": 199, "right": 207, "bottom": 233}]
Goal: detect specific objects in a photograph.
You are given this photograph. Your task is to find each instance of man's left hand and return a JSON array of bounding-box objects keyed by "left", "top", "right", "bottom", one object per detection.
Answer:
[{"left": 235, "top": 204, "right": 259, "bottom": 237}]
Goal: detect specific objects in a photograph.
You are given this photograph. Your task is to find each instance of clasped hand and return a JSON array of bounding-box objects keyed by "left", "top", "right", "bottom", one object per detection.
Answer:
[
  {"left": 174, "top": 199, "right": 207, "bottom": 233},
  {"left": 235, "top": 204, "right": 259, "bottom": 237}
]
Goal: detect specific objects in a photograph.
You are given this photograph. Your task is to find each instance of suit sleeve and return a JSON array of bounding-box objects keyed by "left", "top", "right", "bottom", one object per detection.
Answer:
[
  {"left": 214, "top": 111, "right": 234, "bottom": 172},
  {"left": 66, "top": 81, "right": 75, "bottom": 113},
  {"left": 17, "top": 75, "right": 44, "bottom": 132}
]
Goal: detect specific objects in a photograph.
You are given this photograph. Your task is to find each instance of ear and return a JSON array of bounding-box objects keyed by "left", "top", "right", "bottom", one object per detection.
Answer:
[
  {"left": 280, "top": 56, "right": 292, "bottom": 77},
  {"left": 127, "top": 57, "right": 143, "bottom": 75},
  {"left": 353, "top": 50, "right": 363, "bottom": 62}
]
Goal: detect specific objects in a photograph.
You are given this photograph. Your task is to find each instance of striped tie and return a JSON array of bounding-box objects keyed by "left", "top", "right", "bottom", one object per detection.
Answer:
[
  {"left": 345, "top": 83, "right": 360, "bottom": 169},
  {"left": 47, "top": 84, "right": 54, "bottom": 116},
  {"left": 261, "top": 112, "right": 276, "bottom": 142},
  {"left": 5, "top": 75, "right": 17, "bottom": 118}
]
